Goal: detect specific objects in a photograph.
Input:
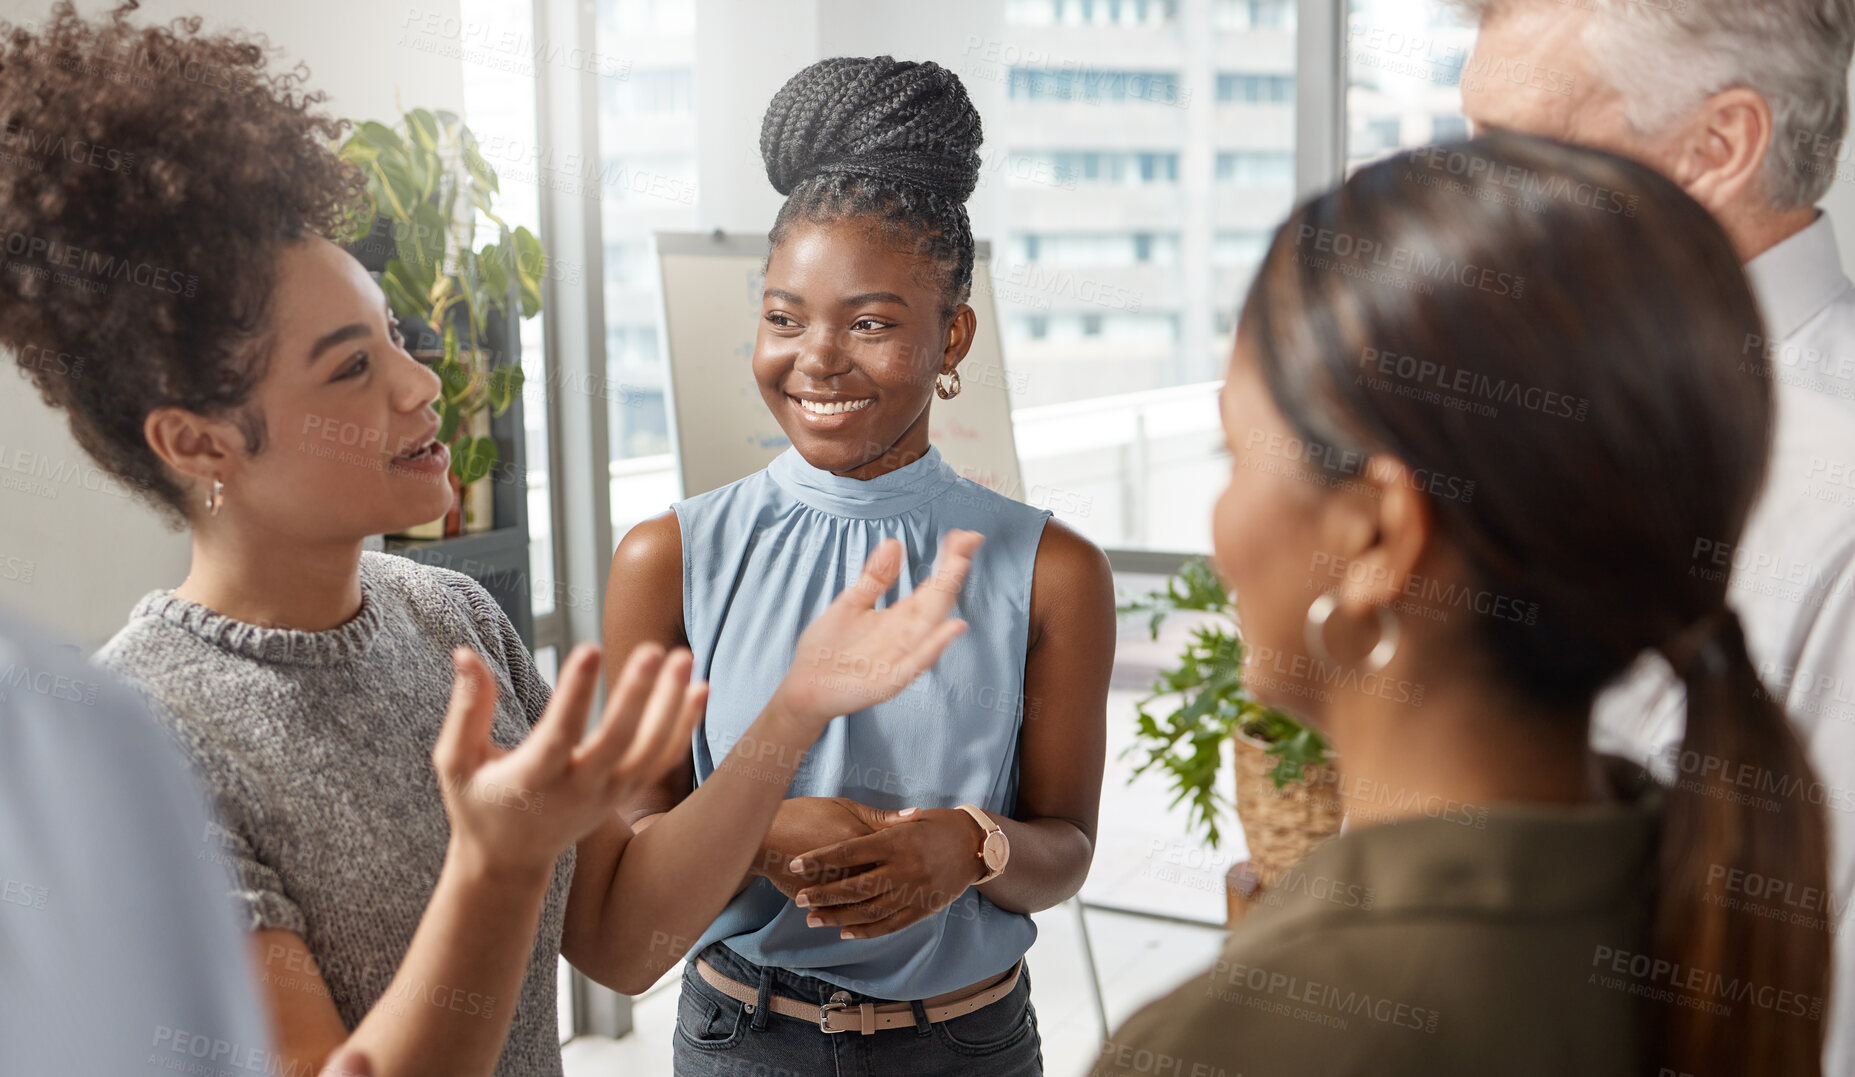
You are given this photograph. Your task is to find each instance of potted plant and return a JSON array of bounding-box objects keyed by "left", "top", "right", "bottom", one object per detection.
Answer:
[
  {"left": 336, "top": 105, "right": 539, "bottom": 537},
  {"left": 1119, "top": 556, "right": 1343, "bottom": 924}
]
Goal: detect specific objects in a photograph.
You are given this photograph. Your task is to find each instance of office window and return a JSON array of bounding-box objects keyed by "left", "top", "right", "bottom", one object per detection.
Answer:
[
  {"left": 1012, "top": 233, "right": 1129, "bottom": 265},
  {"left": 995, "top": 0, "right": 1291, "bottom": 552},
  {"left": 1215, "top": 72, "right": 1294, "bottom": 103},
  {"left": 1214, "top": 150, "right": 1294, "bottom": 186},
  {"left": 459, "top": 0, "right": 557, "bottom": 620},
  {"left": 1006, "top": 0, "right": 1181, "bottom": 25},
  {"left": 1009, "top": 68, "right": 1186, "bottom": 106},
  {"left": 604, "top": 241, "right": 654, "bottom": 287},
  {"left": 597, "top": 0, "right": 697, "bottom": 543},
  {"left": 606, "top": 0, "right": 694, "bottom": 34},
  {"left": 1211, "top": 0, "right": 1295, "bottom": 31},
  {"left": 612, "top": 68, "right": 694, "bottom": 116},
  {"left": 1433, "top": 113, "right": 1470, "bottom": 142},
  {"left": 1023, "top": 311, "right": 1181, "bottom": 343},
  {"left": 1138, "top": 152, "right": 1179, "bottom": 182},
  {"left": 1358, "top": 117, "right": 1401, "bottom": 157},
  {"left": 1132, "top": 232, "right": 1181, "bottom": 264},
  {"left": 1012, "top": 151, "right": 1181, "bottom": 185},
  {"left": 1212, "top": 230, "right": 1270, "bottom": 266},
  {"left": 1345, "top": 0, "right": 1475, "bottom": 169}
]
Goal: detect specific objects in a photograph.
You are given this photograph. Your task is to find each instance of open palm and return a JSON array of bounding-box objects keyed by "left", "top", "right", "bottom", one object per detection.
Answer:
[
  {"left": 778, "top": 530, "right": 984, "bottom": 724},
  {"left": 435, "top": 642, "right": 707, "bottom": 878}
]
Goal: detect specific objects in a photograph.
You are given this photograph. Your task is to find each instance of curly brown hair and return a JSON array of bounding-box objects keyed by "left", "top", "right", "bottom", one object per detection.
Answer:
[{"left": 0, "top": 1, "right": 365, "bottom": 525}]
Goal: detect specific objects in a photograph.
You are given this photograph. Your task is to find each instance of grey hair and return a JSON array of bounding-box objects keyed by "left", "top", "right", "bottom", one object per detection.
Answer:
[{"left": 1455, "top": 0, "right": 1855, "bottom": 209}]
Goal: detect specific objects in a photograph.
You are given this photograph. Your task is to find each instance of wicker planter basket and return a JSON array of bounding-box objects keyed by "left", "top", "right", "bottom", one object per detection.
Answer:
[{"left": 1226, "top": 730, "right": 1344, "bottom": 924}]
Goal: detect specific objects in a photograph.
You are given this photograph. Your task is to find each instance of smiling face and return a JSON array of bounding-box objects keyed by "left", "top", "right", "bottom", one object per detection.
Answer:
[
  {"left": 182, "top": 235, "right": 453, "bottom": 541},
  {"left": 754, "top": 217, "right": 974, "bottom": 479}
]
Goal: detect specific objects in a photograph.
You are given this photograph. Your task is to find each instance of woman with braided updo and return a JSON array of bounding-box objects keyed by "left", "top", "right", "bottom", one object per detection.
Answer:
[
  {"left": 608, "top": 57, "right": 1114, "bottom": 1075},
  {"left": 2, "top": 7, "right": 981, "bottom": 1075}
]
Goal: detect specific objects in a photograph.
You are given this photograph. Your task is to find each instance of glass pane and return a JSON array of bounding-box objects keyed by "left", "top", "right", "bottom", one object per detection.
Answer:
[
  {"left": 596, "top": 0, "right": 698, "bottom": 540},
  {"left": 459, "top": 0, "right": 558, "bottom": 620},
  {"left": 557, "top": 954, "right": 573, "bottom": 1043},
  {"left": 996, "top": 0, "right": 1292, "bottom": 552},
  {"left": 533, "top": 645, "right": 560, "bottom": 687},
  {"left": 1344, "top": 0, "right": 1474, "bottom": 170}
]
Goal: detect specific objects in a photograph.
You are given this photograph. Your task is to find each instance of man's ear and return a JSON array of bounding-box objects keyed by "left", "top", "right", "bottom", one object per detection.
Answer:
[
  {"left": 143, "top": 406, "right": 241, "bottom": 495},
  {"left": 1669, "top": 87, "right": 1774, "bottom": 214}
]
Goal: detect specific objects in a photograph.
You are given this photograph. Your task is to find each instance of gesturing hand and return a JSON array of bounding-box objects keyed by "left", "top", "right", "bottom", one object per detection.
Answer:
[
  {"left": 789, "top": 808, "right": 988, "bottom": 940},
  {"left": 775, "top": 530, "right": 984, "bottom": 727},
  {"left": 436, "top": 642, "right": 708, "bottom": 879}
]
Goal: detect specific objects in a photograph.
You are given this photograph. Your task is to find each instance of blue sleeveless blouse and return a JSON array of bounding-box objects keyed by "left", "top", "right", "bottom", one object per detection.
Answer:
[{"left": 672, "top": 445, "right": 1051, "bottom": 999}]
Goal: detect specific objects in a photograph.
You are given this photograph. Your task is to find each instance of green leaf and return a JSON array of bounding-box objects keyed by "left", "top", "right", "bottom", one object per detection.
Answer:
[
  {"left": 486, "top": 365, "right": 524, "bottom": 415},
  {"left": 455, "top": 250, "right": 487, "bottom": 346},
  {"left": 438, "top": 400, "right": 463, "bottom": 443},
  {"left": 451, "top": 435, "right": 498, "bottom": 486},
  {"left": 511, "top": 226, "right": 544, "bottom": 318},
  {"left": 406, "top": 108, "right": 441, "bottom": 156},
  {"left": 405, "top": 200, "right": 448, "bottom": 279},
  {"left": 461, "top": 140, "right": 500, "bottom": 197},
  {"left": 337, "top": 135, "right": 381, "bottom": 169},
  {"left": 478, "top": 242, "right": 512, "bottom": 314},
  {"left": 354, "top": 120, "right": 404, "bottom": 155},
  {"left": 379, "top": 261, "right": 426, "bottom": 321},
  {"left": 428, "top": 274, "right": 459, "bottom": 325}
]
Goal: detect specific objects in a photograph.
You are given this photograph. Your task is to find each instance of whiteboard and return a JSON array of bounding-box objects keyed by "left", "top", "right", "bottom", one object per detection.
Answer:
[{"left": 655, "top": 231, "right": 1024, "bottom": 499}]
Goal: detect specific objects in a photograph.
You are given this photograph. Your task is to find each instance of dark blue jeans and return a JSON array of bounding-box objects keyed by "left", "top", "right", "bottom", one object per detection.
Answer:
[{"left": 672, "top": 941, "right": 1044, "bottom": 1077}]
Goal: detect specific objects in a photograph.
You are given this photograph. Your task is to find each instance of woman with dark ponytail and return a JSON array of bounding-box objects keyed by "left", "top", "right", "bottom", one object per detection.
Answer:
[
  {"left": 1096, "top": 133, "right": 1831, "bottom": 1077},
  {"left": 608, "top": 57, "right": 1114, "bottom": 1075}
]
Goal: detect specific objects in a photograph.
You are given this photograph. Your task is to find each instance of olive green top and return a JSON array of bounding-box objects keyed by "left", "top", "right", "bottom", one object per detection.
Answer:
[{"left": 1096, "top": 760, "right": 1662, "bottom": 1077}]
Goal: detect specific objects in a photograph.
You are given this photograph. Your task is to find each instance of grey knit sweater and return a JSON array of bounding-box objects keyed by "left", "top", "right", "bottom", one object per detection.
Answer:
[{"left": 94, "top": 552, "right": 572, "bottom": 1077}]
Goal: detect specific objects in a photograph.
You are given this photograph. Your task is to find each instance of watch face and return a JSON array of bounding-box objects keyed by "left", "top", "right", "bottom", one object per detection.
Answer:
[{"left": 982, "top": 831, "right": 1009, "bottom": 871}]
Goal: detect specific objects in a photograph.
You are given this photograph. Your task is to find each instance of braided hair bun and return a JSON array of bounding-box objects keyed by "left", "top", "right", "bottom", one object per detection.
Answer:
[
  {"left": 760, "top": 56, "right": 983, "bottom": 316},
  {"left": 760, "top": 56, "right": 982, "bottom": 203}
]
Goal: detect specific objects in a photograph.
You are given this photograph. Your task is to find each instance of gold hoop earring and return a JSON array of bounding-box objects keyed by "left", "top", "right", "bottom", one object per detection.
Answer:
[
  {"left": 936, "top": 370, "right": 962, "bottom": 400},
  {"left": 1304, "top": 590, "right": 1399, "bottom": 672},
  {"left": 206, "top": 479, "right": 225, "bottom": 517}
]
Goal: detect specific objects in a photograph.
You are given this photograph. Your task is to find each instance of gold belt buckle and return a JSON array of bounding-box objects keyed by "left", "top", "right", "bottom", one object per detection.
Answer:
[{"left": 819, "top": 989, "right": 854, "bottom": 1033}]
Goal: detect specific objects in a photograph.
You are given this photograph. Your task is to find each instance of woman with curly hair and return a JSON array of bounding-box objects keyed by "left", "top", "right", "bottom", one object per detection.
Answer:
[
  {"left": 0, "top": 7, "right": 982, "bottom": 1076},
  {"left": 607, "top": 56, "right": 1116, "bottom": 1076}
]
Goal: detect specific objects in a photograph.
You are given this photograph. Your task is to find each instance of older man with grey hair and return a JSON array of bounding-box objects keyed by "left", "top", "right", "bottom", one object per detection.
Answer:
[{"left": 1454, "top": 0, "right": 1855, "bottom": 1071}]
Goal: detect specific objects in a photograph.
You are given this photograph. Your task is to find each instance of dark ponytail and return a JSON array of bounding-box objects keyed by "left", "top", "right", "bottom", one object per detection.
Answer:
[
  {"left": 759, "top": 56, "right": 982, "bottom": 322},
  {"left": 1656, "top": 610, "right": 1829, "bottom": 1074},
  {"left": 1242, "top": 133, "right": 1832, "bottom": 1076}
]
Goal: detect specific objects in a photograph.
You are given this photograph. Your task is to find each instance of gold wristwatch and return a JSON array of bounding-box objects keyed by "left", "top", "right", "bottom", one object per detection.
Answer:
[{"left": 956, "top": 803, "right": 1009, "bottom": 884}]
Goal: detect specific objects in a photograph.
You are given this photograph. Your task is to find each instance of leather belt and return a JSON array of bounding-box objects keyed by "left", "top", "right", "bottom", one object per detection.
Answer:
[{"left": 693, "top": 958, "right": 1022, "bottom": 1036}]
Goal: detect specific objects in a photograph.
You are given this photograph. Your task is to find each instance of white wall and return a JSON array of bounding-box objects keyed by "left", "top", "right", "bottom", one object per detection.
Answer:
[{"left": 0, "top": 0, "right": 465, "bottom": 647}]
